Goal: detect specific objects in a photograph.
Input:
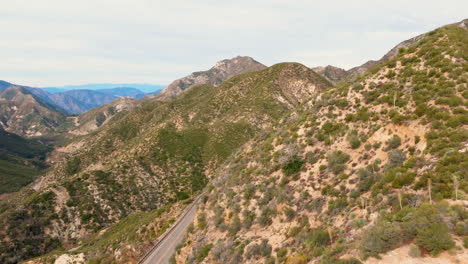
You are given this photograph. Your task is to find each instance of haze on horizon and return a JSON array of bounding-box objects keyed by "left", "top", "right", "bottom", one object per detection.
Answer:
[{"left": 1, "top": 0, "right": 467, "bottom": 87}]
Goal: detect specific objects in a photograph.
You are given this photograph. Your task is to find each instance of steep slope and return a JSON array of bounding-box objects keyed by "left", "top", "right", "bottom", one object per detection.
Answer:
[
  {"left": 174, "top": 20, "right": 468, "bottom": 264},
  {"left": 0, "top": 63, "right": 331, "bottom": 263},
  {"left": 68, "top": 97, "right": 140, "bottom": 135},
  {"left": 0, "top": 128, "right": 51, "bottom": 194},
  {"left": 157, "top": 56, "right": 267, "bottom": 99},
  {"left": 0, "top": 86, "right": 67, "bottom": 137}
]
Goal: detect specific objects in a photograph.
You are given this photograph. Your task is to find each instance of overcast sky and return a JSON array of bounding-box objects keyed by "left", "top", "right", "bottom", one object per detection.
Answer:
[{"left": 1, "top": 0, "right": 467, "bottom": 87}]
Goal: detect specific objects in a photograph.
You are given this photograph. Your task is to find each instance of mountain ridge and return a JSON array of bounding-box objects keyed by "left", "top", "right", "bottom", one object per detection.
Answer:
[{"left": 156, "top": 56, "right": 267, "bottom": 99}]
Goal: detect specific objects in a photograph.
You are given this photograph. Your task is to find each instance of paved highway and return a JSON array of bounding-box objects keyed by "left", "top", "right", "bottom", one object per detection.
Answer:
[{"left": 140, "top": 197, "right": 201, "bottom": 264}]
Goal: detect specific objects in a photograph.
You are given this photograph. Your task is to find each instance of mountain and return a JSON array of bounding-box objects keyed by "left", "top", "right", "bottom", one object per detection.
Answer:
[
  {"left": 0, "top": 86, "right": 67, "bottom": 137},
  {"left": 312, "top": 65, "right": 348, "bottom": 84},
  {"left": 0, "top": 81, "right": 102, "bottom": 114},
  {"left": 45, "top": 83, "right": 165, "bottom": 94},
  {"left": 0, "top": 128, "right": 51, "bottom": 194},
  {"left": 0, "top": 62, "right": 331, "bottom": 263},
  {"left": 68, "top": 97, "right": 140, "bottom": 135},
  {"left": 313, "top": 28, "right": 434, "bottom": 84},
  {"left": 95, "top": 87, "right": 146, "bottom": 99},
  {"left": 1, "top": 19, "right": 467, "bottom": 264},
  {"left": 51, "top": 89, "right": 119, "bottom": 114},
  {"left": 173, "top": 19, "right": 468, "bottom": 264},
  {"left": 157, "top": 56, "right": 267, "bottom": 99},
  {"left": 42, "top": 87, "right": 67, "bottom": 93}
]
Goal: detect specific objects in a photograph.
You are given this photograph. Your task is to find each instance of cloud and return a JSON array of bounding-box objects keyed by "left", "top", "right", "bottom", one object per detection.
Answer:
[{"left": 1, "top": 0, "right": 467, "bottom": 86}]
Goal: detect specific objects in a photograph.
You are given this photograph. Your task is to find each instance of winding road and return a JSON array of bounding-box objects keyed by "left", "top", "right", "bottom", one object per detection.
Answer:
[{"left": 139, "top": 195, "right": 202, "bottom": 264}]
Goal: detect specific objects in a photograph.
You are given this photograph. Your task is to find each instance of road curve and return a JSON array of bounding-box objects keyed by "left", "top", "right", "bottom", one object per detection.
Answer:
[{"left": 139, "top": 196, "right": 201, "bottom": 264}]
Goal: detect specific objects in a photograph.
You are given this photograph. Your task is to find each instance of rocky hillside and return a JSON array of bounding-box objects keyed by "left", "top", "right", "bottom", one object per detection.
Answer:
[
  {"left": 0, "top": 86, "right": 67, "bottom": 137},
  {"left": 157, "top": 56, "right": 267, "bottom": 99},
  {"left": 68, "top": 97, "right": 140, "bottom": 136},
  {"left": 0, "top": 63, "right": 331, "bottom": 263},
  {"left": 173, "top": 20, "right": 468, "bottom": 264},
  {"left": 312, "top": 66, "right": 348, "bottom": 84}
]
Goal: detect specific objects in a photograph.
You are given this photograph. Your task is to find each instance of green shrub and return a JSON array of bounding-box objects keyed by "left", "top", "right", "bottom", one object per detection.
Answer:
[
  {"left": 282, "top": 159, "right": 305, "bottom": 176},
  {"left": 401, "top": 204, "right": 455, "bottom": 255},
  {"left": 347, "top": 131, "right": 361, "bottom": 149},
  {"left": 195, "top": 243, "right": 213, "bottom": 262},
  {"left": 386, "top": 135, "right": 401, "bottom": 150},
  {"left": 360, "top": 221, "right": 402, "bottom": 258},
  {"left": 328, "top": 150, "right": 350, "bottom": 175},
  {"left": 197, "top": 212, "right": 207, "bottom": 230}
]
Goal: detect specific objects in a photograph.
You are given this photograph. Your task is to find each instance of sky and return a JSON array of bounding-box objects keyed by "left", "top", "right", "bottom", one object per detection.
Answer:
[{"left": 1, "top": 0, "right": 467, "bottom": 87}]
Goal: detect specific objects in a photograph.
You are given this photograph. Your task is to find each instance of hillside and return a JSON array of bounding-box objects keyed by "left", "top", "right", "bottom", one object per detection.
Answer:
[
  {"left": 0, "top": 86, "right": 67, "bottom": 137},
  {"left": 0, "top": 128, "right": 51, "bottom": 194},
  {"left": 173, "top": 20, "right": 468, "bottom": 264},
  {"left": 50, "top": 89, "right": 119, "bottom": 114},
  {"left": 68, "top": 97, "right": 140, "bottom": 135},
  {"left": 0, "top": 63, "right": 332, "bottom": 263},
  {"left": 157, "top": 56, "right": 267, "bottom": 99}
]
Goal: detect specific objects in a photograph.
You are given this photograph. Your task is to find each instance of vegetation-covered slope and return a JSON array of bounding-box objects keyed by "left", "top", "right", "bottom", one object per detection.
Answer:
[
  {"left": 0, "top": 128, "right": 51, "bottom": 194},
  {"left": 0, "top": 86, "right": 67, "bottom": 137},
  {"left": 0, "top": 63, "right": 331, "bottom": 263},
  {"left": 174, "top": 21, "right": 468, "bottom": 264}
]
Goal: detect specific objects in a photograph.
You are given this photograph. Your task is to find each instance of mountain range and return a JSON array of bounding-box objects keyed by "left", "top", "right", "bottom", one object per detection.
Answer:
[
  {"left": 0, "top": 81, "right": 161, "bottom": 114},
  {"left": 0, "top": 19, "right": 466, "bottom": 264}
]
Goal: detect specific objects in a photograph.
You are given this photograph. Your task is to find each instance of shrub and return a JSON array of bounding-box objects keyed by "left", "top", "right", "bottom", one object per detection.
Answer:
[
  {"left": 246, "top": 240, "right": 272, "bottom": 259},
  {"left": 244, "top": 184, "right": 256, "bottom": 200},
  {"left": 347, "top": 132, "right": 361, "bottom": 149},
  {"left": 282, "top": 159, "right": 305, "bottom": 176},
  {"left": 197, "top": 212, "right": 207, "bottom": 230},
  {"left": 360, "top": 221, "right": 402, "bottom": 258},
  {"left": 228, "top": 216, "right": 241, "bottom": 236},
  {"left": 305, "top": 228, "right": 331, "bottom": 249},
  {"left": 328, "top": 150, "right": 350, "bottom": 175},
  {"left": 328, "top": 197, "right": 348, "bottom": 215},
  {"left": 386, "top": 135, "right": 401, "bottom": 150},
  {"left": 195, "top": 243, "right": 213, "bottom": 262},
  {"left": 386, "top": 150, "right": 406, "bottom": 169},
  {"left": 284, "top": 206, "right": 296, "bottom": 221},
  {"left": 242, "top": 210, "right": 256, "bottom": 229},
  {"left": 455, "top": 221, "right": 468, "bottom": 236},
  {"left": 404, "top": 204, "right": 455, "bottom": 255}
]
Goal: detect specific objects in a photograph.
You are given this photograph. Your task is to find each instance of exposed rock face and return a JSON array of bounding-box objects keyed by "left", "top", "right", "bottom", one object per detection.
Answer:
[
  {"left": 312, "top": 65, "right": 347, "bottom": 84},
  {"left": 157, "top": 56, "right": 266, "bottom": 99}
]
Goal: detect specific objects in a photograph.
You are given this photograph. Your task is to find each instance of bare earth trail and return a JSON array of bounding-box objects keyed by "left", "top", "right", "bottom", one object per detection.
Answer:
[{"left": 139, "top": 195, "right": 202, "bottom": 264}]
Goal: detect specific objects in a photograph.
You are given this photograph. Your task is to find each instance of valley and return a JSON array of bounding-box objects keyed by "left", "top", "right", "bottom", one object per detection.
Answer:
[{"left": 0, "top": 18, "right": 466, "bottom": 264}]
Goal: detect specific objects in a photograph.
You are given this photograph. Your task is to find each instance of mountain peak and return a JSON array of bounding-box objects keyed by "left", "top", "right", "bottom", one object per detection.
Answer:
[
  {"left": 312, "top": 65, "right": 347, "bottom": 84},
  {"left": 157, "top": 56, "right": 267, "bottom": 99}
]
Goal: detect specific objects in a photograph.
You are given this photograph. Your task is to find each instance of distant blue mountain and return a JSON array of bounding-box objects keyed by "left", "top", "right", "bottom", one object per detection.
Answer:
[
  {"left": 42, "top": 87, "right": 67, "bottom": 93},
  {"left": 95, "top": 87, "right": 146, "bottom": 99},
  {"left": 1, "top": 80, "right": 166, "bottom": 114},
  {"left": 44, "top": 83, "right": 165, "bottom": 93}
]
